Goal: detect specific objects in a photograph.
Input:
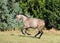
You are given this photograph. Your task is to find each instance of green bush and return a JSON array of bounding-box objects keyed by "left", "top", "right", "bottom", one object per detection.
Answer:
[{"left": 0, "top": 0, "right": 60, "bottom": 31}]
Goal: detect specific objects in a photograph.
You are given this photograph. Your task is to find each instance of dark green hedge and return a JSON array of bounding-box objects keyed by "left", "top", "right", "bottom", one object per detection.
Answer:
[{"left": 0, "top": 0, "right": 60, "bottom": 31}]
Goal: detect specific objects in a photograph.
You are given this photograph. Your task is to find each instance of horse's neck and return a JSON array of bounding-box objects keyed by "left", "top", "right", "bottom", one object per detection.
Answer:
[{"left": 22, "top": 15, "right": 28, "bottom": 22}]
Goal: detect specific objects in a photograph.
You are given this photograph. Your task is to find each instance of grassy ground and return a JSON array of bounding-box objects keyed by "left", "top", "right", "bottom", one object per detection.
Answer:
[{"left": 0, "top": 29, "right": 60, "bottom": 43}]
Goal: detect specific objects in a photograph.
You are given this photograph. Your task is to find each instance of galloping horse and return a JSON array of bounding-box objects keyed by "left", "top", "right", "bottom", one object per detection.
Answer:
[{"left": 16, "top": 13, "right": 45, "bottom": 39}]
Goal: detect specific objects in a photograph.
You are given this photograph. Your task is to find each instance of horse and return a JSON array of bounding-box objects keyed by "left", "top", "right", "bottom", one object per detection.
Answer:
[{"left": 16, "top": 13, "right": 45, "bottom": 39}]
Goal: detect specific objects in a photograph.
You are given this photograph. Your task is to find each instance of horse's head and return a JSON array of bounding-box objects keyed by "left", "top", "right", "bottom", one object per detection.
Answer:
[
  {"left": 16, "top": 14, "right": 22, "bottom": 20},
  {"left": 16, "top": 13, "right": 28, "bottom": 21}
]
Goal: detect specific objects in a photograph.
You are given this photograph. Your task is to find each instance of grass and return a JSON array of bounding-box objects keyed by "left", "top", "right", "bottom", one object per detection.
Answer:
[{"left": 0, "top": 29, "right": 60, "bottom": 43}]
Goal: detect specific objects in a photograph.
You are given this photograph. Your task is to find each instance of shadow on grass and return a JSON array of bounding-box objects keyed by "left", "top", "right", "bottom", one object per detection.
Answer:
[
  {"left": 18, "top": 35, "right": 37, "bottom": 39},
  {"left": 10, "top": 34, "right": 15, "bottom": 36}
]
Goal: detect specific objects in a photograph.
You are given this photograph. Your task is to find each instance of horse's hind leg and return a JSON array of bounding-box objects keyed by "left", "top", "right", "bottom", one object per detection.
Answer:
[
  {"left": 35, "top": 30, "right": 43, "bottom": 39},
  {"left": 35, "top": 31, "right": 40, "bottom": 37},
  {"left": 21, "top": 29, "right": 25, "bottom": 35},
  {"left": 38, "top": 30, "right": 43, "bottom": 39},
  {"left": 25, "top": 28, "right": 31, "bottom": 35}
]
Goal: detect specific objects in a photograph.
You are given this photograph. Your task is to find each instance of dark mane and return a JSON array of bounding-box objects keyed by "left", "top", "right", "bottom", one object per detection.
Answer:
[{"left": 19, "top": 13, "right": 28, "bottom": 17}]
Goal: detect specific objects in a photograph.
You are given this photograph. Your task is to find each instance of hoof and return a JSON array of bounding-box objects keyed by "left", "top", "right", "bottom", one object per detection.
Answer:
[
  {"left": 27, "top": 34, "right": 31, "bottom": 35},
  {"left": 38, "top": 37, "right": 40, "bottom": 39}
]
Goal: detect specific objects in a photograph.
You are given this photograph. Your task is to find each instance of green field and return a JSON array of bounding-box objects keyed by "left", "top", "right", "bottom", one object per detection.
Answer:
[{"left": 0, "top": 30, "right": 60, "bottom": 43}]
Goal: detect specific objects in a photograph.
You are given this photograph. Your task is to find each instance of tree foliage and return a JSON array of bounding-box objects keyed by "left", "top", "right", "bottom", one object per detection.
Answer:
[
  {"left": 0, "top": 0, "right": 60, "bottom": 31},
  {"left": 0, "top": 0, "right": 20, "bottom": 31},
  {"left": 19, "top": 0, "right": 60, "bottom": 30}
]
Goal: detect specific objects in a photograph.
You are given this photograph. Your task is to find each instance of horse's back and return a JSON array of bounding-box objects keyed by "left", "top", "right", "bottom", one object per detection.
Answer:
[
  {"left": 29, "top": 18, "right": 38, "bottom": 27},
  {"left": 29, "top": 18, "right": 45, "bottom": 28}
]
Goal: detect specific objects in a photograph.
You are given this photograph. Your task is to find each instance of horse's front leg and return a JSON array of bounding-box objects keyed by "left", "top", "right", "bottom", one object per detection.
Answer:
[
  {"left": 21, "top": 29, "right": 25, "bottom": 35},
  {"left": 25, "top": 28, "right": 31, "bottom": 35}
]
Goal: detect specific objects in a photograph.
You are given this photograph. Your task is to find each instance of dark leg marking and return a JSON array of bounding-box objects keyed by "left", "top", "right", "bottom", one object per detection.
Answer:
[
  {"left": 38, "top": 31, "right": 43, "bottom": 39},
  {"left": 21, "top": 29, "right": 25, "bottom": 35},
  {"left": 25, "top": 28, "right": 31, "bottom": 35},
  {"left": 35, "top": 31, "right": 40, "bottom": 37}
]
